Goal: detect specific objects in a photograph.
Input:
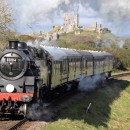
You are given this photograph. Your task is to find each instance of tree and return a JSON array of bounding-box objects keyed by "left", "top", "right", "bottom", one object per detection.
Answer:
[
  {"left": 102, "top": 28, "right": 111, "bottom": 33},
  {"left": 0, "top": 0, "right": 13, "bottom": 51},
  {"left": 0, "top": 0, "right": 12, "bottom": 41}
]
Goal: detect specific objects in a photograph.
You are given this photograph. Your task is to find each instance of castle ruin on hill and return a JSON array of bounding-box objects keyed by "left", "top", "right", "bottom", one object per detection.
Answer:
[
  {"left": 29, "top": 13, "right": 110, "bottom": 40},
  {"left": 62, "top": 13, "right": 102, "bottom": 33}
]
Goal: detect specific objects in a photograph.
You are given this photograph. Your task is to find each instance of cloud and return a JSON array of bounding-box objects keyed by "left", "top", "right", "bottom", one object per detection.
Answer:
[{"left": 8, "top": 0, "right": 130, "bottom": 36}]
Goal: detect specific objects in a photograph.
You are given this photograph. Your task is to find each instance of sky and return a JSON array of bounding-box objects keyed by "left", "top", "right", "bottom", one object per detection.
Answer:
[{"left": 8, "top": 0, "right": 130, "bottom": 37}]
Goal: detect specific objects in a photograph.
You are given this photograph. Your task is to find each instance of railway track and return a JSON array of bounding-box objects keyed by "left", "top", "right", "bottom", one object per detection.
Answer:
[
  {"left": 0, "top": 117, "right": 27, "bottom": 130},
  {"left": 0, "top": 117, "right": 47, "bottom": 130},
  {"left": 9, "top": 119, "right": 46, "bottom": 130},
  {"left": 110, "top": 72, "right": 130, "bottom": 79},
  {"left": 8, "top": 118, "right": 28, "bottom": 130}
]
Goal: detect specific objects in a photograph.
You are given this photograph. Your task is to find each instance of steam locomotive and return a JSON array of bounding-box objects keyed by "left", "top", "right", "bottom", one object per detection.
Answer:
[{"left": 0, "top": 40, "right": 113, "bottom": 116}]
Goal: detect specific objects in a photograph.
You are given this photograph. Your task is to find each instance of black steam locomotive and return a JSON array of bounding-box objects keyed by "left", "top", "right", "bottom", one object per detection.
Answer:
[{"left": 0, "top": 40, "right": 113, "bottom": 116}]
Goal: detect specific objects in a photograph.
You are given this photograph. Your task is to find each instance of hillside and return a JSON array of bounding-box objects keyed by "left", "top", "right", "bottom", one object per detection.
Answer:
[{"left": 57, "top": 30, "right": 127, "bottom": 50}]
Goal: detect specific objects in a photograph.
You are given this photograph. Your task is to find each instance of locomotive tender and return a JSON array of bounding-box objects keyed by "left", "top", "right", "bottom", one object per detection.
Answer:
[{"left": 0, "top": 40, "right": 113, "bottom": 116}]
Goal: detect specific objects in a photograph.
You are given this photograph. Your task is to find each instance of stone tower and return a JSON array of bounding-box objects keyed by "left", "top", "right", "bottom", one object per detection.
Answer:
[
  {"left": 76, "top": 13, "right": 79, "bottom": 28},
  {"left": 63, "top": 13, "right": 75, "bottom": 33}
]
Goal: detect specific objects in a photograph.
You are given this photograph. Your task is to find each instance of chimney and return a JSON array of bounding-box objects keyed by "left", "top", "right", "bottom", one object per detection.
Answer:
[
  {"left": 100, "top": 24, "right": 102, "bottom": 29},
  {"left": 96, "top": 22, "right": 97, "bottom": 28},
  {"left": 9, "top": 40, "right": 19, "bottom": 49}
]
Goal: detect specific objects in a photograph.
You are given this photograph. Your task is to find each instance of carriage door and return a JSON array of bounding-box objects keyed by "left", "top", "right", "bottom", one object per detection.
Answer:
[
  {"left": 81, "top": 57, "right": 86, "bottom": 75},
  {"left": 61, "top": 58, "right": 68, "bottom": 84},
  {"left": 47, "top": 59, "right": 52, "bottom": 88}
]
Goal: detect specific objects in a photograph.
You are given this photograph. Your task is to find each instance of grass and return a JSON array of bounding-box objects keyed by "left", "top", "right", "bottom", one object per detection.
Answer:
[
  {"left": 57, "top": 30, "right": 99, "bottom": 50},
  {"left": 43, "top": 76, "right": 130, "bottom": 130}
]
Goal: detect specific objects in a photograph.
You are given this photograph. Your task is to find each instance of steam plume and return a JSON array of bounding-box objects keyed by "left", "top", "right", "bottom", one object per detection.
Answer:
[
  {"left": 78, "top": 74, "right": 107, "bottom": 91},
  {"left": 27, "top": 100, "right": 55, "bottom": 121}
]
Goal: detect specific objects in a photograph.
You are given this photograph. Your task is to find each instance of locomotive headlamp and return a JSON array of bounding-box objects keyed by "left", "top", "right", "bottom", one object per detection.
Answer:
[{"left": 6, "top": 84, "right": 14, "bottom": 93}]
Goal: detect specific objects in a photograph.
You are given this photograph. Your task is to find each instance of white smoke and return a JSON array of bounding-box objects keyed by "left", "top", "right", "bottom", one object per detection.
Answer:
[
  {"left": 8, "top": 0, "right": 130, "bottom": 35},
  {"left": 27, "top": 40, "right": 41, "bottom": 49},
  {"left": 78, "top": 74, "right": 107, "bottom": 91},
  {"left": 27, "top": 39, "right": 58, "bottom": 48},
  {"left": 27, "top": 100, "right": 56, "bottom": 121}
]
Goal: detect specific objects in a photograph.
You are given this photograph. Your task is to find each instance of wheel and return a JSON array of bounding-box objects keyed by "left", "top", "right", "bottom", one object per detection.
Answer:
[{"left": 23, "top": 104, "right": 27, "bottom": 117}]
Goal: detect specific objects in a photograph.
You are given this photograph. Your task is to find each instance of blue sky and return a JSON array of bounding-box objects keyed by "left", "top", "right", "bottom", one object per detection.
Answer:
[{"left": 8, "top": 0, "right": 130, "bottom": 37}]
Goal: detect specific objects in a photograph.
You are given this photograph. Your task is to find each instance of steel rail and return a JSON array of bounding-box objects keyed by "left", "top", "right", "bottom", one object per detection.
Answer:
[
  {"left": 110, "top": 72, "right": 130, "bottom": 79},
  {"left": 8, "top": 118, "right": 28, "bottom": 130}
]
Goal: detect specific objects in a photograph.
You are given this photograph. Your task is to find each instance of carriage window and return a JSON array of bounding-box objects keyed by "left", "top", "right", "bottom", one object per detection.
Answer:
[
  {"left": 84, "top": 60, "right": 86, "bottom": 69},
  {"left": 85, "top": 60, "right": 87, "bottom": 69},
  {"left": 54, "top": 61, "right": 59, "bottom": 74},
  {"left": 61, "top": 59, "right": 68, "bottom": 73},
  {"left": 94, "top": 61, "right": 97, "bottom": 68},
  {"left": 87, "top": 61, "right": 93, "bottom": 68},
  {"left": 80, "top": 58, "right": 84, "bottom": 69},
  {"left": 74, "top": 58, "right": 76, "bottom": 71},
  {"left": 54, "top": 61, "right": 56, "bottom": 75}
]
